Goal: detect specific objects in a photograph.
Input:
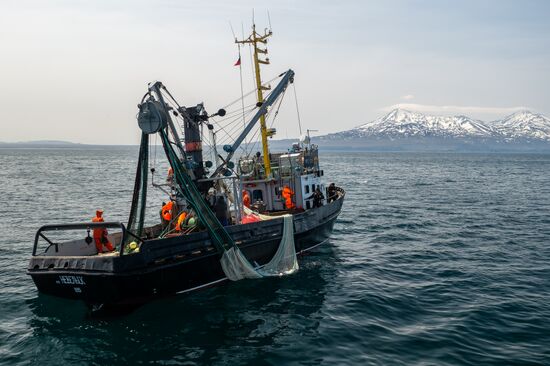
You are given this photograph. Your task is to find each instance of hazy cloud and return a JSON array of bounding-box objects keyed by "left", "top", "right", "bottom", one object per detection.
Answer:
[
  {"left": 0, "top": 1, "right": 549, "bottom": 143},
  {"left": 381, "top": 103, "right": 531, "bottom": 116}
]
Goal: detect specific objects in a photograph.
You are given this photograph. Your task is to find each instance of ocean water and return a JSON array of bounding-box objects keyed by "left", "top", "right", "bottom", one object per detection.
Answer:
[{"left": 1, "top": 148, "right": 550, "bottom": 365}]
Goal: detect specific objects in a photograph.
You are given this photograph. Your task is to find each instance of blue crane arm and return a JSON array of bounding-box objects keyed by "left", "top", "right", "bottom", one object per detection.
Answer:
[{"left": 211, "top": 69, "right": 294, "bottom": 177}]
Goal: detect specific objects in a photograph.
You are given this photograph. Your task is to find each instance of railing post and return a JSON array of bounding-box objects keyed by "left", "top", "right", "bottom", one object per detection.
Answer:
[{"left": 119, "top": 223, "right": 127, "bottom": 257}]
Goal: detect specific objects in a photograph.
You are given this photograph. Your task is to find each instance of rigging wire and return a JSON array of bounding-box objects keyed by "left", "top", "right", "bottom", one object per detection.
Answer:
[
  {"left": 248, "top": 43, "right": 256, "bottom": 92},
  {"left": 244, "top": 105, "right": 277, "bottom": 157},
  {"left": 226, "top": 84, "right": 287, "bottom": 157},
  {"left": 229, "top": 21, "right": 236, "bottom": 40},
  {"left": 243, "top": 125, "right": 261, "bottom": 157},
  {"left": 146, "top": 67, "right": 294, "bottom": 175},
  {"left": 237, "top": 43, "right": 247, "bottom": 146},
  {"left": 216, "top": 99, "right": 258, "bottom": 128},
  {"left": 220, "top": 84, "right": 284, "bottom": 141},
  {"left": 212, "top": 113, "right": 258, "bottom": 151},
  {"left": 147, "top": 133, "right": 153, "bottom": 182},
  {"left": 153, "top": 133, "right": 158, "bottom": 172},
  {"left": 211, "top": 106, "right": 256, "bottom": 142},
  {"left": 212, "top": 101, "right": 258, "bottom": 122},
  {"left": 269, "top": 86, "right": 287, "bottom": 128},
  {"left": 292, "top": 83, "right": 303, "bottom": 135},
  {"left": 220, "top": 74, "right": 281, "bottom": 111}
]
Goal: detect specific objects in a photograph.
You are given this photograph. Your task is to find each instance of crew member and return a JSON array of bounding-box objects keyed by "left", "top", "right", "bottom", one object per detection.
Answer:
[
  {"left": 308, "top": 187, "right": 325, "bottom": 208},
  {"left": 92, "top": 210, "right": 114, "bottom": 253},
  {"left": 282, "top": 185, "right": 295, "bottom": 210},
  {"left": 166, "top": 167, "right": 174, "bottom": 185},
  {"left": 175, "top": 211, "right": 187, "bottom": 232},
  {"left": 242, "top": 190, "right": 251, "bottom": 208},
  {"left": 206, "top": 187, "right": 217, "bottom": 209},
  {"left": 327, "top": 183, "right": 337, "bottom": 203},
  {"left": 214, "top": 195, "right": 230, "bottom": 226},
  {"left": 161, "top": 200, "right": 174, "bottom": 228}
]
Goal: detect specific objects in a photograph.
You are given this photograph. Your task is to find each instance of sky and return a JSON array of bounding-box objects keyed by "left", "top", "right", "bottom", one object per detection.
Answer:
[{"left": 0, "top": 0, "right": 549, "bottom": 144}]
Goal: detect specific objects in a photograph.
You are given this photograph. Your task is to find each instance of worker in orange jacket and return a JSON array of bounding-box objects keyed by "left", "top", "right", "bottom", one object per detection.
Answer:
[
  {"left": 175, "top": 211, "right": 187, "bottom": 232},
  {"left": 242, "top": 190, "right": 251, "bottom": 208},
  {"left": 282, "top": 185, "right": 295, "bottom": 210},
  {"left": 92, "top": 210, "right": 114, "bottom": 253},
  {"left": 161, "top": 201, "right": 174, "bottom": 228},
  {"left": 166, "top": 167, "right": 174, "bottom": 185}
]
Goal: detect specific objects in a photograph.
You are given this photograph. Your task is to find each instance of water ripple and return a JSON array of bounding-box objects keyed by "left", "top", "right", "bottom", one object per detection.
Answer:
[{"left": 1, "top": 149, "right": 550, "bottom": 365}]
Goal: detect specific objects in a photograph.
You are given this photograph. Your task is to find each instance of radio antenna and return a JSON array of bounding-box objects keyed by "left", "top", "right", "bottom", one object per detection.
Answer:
[{"left": 229, "top": 21, "right": 236, "bottom": 40}]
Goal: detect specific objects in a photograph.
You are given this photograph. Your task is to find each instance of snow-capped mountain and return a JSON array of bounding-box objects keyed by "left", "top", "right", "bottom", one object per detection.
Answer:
[
  {"left": 489, "top": 111, "right": 550, "bottom": 141},
  {"left": 324, "top": 109, "right": 550, "bottom": 142},
  {"left": 352, "top": 109, "right": 498, "bottom": 138}
]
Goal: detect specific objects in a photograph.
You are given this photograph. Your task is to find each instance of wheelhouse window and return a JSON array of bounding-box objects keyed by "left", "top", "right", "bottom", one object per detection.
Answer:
[{"left": 252, "top": 189, "right": 264, "bottom": 201}]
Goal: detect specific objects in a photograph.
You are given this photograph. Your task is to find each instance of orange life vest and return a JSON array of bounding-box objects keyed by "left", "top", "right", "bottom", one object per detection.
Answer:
[
  {"left": 91, "top": 212, "right": 113, "bottom": 252},
  {"left": 282, "top": 186, "right": 295, "bottom": 209},
  {"left": 92, "top": 214, "right": 105, "bottom": 239},
  {"left": 175, "top": 212, "right": 187, "bottom": 232},
  {"left": 162, "top": 201, "right": 174, "bottom": 221},
  {"left": 242, "top": 190, "right": 251, "bottom": 208}
]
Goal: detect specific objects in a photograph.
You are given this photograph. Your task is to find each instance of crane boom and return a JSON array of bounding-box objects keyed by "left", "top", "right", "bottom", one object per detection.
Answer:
[{"left": 211, "top": 69, "right": 294, "bottom": 178}]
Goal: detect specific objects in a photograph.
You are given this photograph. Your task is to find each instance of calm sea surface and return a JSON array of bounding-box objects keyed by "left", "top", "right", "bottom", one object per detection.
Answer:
[{"left": 1, "top": 148, "right": 550, "bottom": 365}]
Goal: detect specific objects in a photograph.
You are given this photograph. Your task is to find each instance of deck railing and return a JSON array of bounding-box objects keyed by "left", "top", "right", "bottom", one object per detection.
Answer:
[{"left": 32, "top": 222, "right": 143, "bottom": 257}]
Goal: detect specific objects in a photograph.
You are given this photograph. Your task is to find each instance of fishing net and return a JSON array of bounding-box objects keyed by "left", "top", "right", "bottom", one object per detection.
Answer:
[
  {"left": 242, "top": 206, "right": 275, "bottom": 221},
  {"left": 220, "top": 246, "right": 262, "bottom": 280},
  {"left": 127, "top": 133, "right": 149, "bottom": 240},
  {"left": 220, "top": 214, "right": 299, "bottom": 281}
]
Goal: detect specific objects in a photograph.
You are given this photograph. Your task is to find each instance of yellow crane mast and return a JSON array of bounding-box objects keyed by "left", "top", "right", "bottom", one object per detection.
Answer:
[{"left": 235, "top": 23, "right": 273, "bottom": 178}]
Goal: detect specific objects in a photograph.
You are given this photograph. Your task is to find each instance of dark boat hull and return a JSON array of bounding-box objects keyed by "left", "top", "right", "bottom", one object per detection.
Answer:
[{"left": 28, "top": 193, "right": 344, "bottom": 306}]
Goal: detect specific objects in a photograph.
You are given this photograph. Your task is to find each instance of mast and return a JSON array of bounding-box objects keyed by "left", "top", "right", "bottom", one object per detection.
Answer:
[{"left": 235, "top": 23, "right": 273, "bottom": 177}]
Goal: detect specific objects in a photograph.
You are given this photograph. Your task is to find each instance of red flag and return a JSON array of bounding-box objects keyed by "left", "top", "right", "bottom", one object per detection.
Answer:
[{"left": 234, "top": 56, "right": 241, "bottom": 66}]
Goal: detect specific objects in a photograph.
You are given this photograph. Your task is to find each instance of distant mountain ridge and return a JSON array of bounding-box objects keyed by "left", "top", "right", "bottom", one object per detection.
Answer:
[
  {"left": 305, "top": 109, "right": 550, "bottom": 151},
  {"left": 491, "top": 111, "right": 550, "bottom": 141},
  {"left": 4, "top": 111, "right": 550, "bottom": 152},
  {"left": 325, "top": 109, "right": 550, "bottom": 141}
]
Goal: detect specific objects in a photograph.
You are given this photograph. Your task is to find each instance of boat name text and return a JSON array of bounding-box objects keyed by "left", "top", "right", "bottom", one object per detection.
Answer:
[{"left": 58, "top": 275, "right": 86, "bottom": 285}]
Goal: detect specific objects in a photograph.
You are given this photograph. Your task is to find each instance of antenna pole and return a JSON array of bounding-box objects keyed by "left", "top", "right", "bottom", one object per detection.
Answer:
[{"left": 307, "top": 129, "right": 318, "bottom": 148}]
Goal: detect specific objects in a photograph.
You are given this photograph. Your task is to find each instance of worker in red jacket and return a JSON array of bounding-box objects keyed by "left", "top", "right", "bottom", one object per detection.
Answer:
[{"left": 92, "top": 210, "right": 114, "bottom": 253}]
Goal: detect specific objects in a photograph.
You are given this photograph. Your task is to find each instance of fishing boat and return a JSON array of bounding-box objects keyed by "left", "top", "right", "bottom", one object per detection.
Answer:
[{"left": 27, "top": 24, "right": 345, "bottom": 308}]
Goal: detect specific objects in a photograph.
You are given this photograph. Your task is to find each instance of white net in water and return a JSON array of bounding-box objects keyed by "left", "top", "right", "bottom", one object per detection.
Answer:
[
  {"left": 220, "top": 247, "right": 262, "bottom": 280},
  {"left": 258, "top": 215, "right": 299, "bottom": 276},
  {"left": 220, "top": 214, "right": 299, "bottom": 281}
]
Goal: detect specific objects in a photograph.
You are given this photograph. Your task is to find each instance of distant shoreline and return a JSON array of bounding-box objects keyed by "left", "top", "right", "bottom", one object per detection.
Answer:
[
  {"left": 2, "top": 139, "right": 550, "bottom": 153},
  {"left": 2, "top": 145, "right": 550, "bottom": 154}
]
